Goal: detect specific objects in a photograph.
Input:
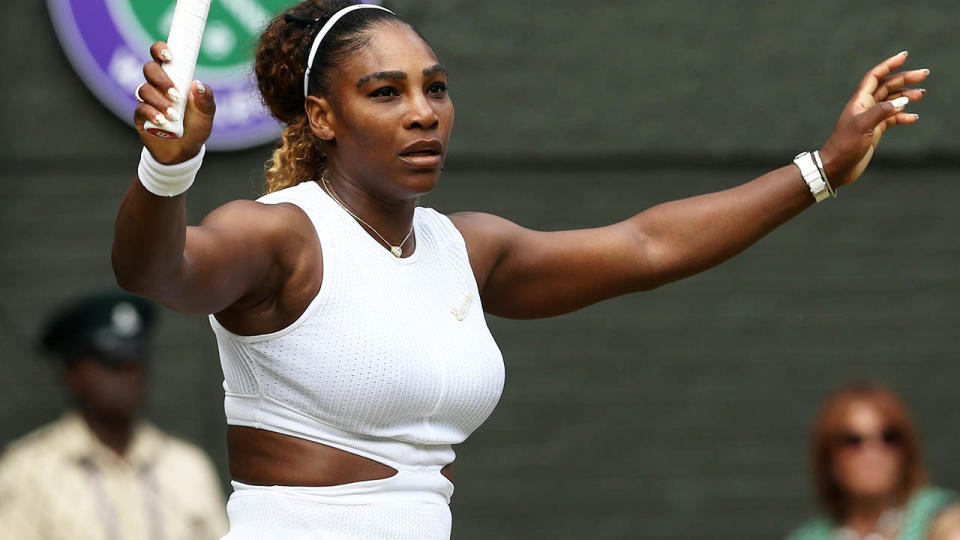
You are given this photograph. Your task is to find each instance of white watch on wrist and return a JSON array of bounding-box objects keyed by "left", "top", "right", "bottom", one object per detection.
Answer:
[{"left": 793, "top": 151, "right": 830, "bottom": 203}]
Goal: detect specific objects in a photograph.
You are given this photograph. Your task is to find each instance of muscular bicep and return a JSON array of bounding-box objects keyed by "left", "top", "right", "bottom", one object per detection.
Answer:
[
  {"left": 153, "top": 200, "right": 306, "bottom": 315},
  {"left": 452, "top": 212, "right": 652, "bottom": 319}
]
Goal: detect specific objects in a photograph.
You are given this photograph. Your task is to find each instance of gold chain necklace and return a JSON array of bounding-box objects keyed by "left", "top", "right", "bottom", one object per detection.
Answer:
[{"left": 319, "top": 175, "right": 414, "bottom": 258}]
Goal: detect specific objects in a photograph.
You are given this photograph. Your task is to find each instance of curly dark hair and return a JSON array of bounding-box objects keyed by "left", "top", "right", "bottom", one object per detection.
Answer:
[{"left": 254, "top": 1, "right": 403, "bottom": 193}]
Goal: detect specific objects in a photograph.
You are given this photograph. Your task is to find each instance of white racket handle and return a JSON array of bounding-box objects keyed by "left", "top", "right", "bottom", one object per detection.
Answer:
[{"left": 144, "top": 0, "right": 212, "bottom": 140}]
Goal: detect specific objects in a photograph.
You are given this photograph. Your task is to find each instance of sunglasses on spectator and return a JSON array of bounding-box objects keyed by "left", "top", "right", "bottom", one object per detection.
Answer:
[{"left": 835, "top": 428, "right": 903, "bottom": 450}]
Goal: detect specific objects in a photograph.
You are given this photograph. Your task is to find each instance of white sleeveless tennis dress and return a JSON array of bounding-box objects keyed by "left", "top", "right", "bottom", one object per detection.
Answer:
[{"left": 210, "top": 181, "right": 505, "bottom": 539}]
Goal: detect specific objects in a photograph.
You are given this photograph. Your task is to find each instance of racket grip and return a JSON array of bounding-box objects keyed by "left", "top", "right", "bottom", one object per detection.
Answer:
[{"left": 144, "top": 0, "right": 212, "bottom": 139}]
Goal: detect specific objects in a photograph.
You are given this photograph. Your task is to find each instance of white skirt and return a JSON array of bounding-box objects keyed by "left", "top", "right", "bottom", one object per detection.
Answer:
[{"left": 221, "top": 467, "right": 455, "bottom": 540}]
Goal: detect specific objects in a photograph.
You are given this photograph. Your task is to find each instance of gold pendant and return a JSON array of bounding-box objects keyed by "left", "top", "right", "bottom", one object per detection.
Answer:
[{"left": 391, "top": 246, "right": 403, "bottom": 258}]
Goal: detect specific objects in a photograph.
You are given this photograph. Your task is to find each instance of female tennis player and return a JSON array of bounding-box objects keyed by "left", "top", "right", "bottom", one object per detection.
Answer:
[{"left": 112, "top": 1, "right": 929, "bottom": 538}]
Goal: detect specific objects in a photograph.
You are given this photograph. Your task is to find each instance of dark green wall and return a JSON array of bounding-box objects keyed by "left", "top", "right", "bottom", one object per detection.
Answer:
[
  {"left": 1, "top": 2, "right": 958, "bottom": 539},
  {"left": 5, "top": 0, "right": 959, "bottom": 162}
]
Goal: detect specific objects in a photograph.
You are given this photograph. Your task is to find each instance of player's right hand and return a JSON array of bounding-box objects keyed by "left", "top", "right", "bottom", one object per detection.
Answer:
[{"left": 134, "top": 41, "right": 216, "bottom": 165}]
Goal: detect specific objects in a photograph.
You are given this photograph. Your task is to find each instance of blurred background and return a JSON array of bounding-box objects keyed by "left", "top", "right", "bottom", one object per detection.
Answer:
[{"left": 1, "top": 0, "right": 958, "bottom": 538}]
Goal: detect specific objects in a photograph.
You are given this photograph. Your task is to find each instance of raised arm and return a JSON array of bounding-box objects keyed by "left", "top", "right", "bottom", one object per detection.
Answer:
[
  {"left": 112, "top": 42, "right": 308, "bottom": 316},
  {"left": 455, "top": 52, "right": 929, "bottom": 319}
]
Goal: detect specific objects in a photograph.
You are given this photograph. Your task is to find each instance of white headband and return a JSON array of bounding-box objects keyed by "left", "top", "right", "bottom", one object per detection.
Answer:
[{"left": 303, "top": 4, "right": 395, "bottom": 98}]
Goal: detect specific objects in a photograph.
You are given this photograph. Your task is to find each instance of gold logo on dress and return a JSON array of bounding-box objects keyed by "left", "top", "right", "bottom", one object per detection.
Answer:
[{"left": 451, "top": 293, "right": 473, "bottom": 321}]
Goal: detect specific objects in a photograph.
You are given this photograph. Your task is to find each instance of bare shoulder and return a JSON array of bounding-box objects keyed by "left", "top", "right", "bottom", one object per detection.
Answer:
[
  {"left": 199, "top": 198, "right": 314, "bottom": 244},
  {"left": 194, "top": 197, "right": 320, "bottom": 269},
  {"left": 184, "top": 197, "right": 322, "bottom": 326},
  {"left": 449, "top": 211, "right": 525, "bottom": 243},
  {"left": 449, "top": 210, "right": 514, "bottom": 230},
  {"left": 448, "top": 211, "right": 520, "bottom": 289}
]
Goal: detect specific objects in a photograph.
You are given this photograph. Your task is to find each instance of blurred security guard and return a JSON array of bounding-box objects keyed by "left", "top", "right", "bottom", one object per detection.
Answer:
[{"left": 0, "top": 291, "right": 228, "bottom": 540}]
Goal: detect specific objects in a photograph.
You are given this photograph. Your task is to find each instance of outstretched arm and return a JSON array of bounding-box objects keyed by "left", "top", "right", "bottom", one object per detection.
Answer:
[{"left": 454, "top": 52, "right": 928, "bottom": 319}]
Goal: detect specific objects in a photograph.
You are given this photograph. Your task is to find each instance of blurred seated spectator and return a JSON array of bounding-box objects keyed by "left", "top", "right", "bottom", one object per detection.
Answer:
[
  {"left": 787, "top": 382, "right": 954, "bottom": 540},
  {"left": 0, "top": 291, "right": 228, "bottom": 540}
]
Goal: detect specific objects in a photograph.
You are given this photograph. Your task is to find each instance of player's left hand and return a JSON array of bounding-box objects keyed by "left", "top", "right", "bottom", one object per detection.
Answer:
[{"left": 818, "top": 51, "right": 929, "bottom": 188}]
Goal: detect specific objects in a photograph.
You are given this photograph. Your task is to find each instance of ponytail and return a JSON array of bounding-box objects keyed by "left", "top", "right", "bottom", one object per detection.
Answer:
[{"left": 264, "top": 116, "right": 326, "bottom": 194}]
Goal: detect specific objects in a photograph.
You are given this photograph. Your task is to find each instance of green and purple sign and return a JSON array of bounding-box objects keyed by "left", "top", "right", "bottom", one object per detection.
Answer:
[{"left": 48, "top": 0, "right": 295, "bottom": 150}]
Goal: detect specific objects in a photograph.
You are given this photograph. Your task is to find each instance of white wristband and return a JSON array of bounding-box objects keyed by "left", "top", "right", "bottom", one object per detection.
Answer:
[
  {"left": 812, "top": 150, "right": 836, "bottom": 198},
  {"left": 793, "top": 151, "right": 831, "bottom": 203},
  {"left": 138, "top": 145, "right": 205, "bottom": 197}
]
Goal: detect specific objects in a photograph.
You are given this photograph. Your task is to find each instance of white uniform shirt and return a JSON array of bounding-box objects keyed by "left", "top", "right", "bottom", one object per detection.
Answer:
[{"left": 0, "top": 413, "right": 228, "bottom": 540}]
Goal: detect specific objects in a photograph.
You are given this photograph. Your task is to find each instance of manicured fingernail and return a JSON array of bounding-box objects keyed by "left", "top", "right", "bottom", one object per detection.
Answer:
[
  {"left": 918, "top": 88, "right": 927, "bottom": 94},
  {"left": 195, "top": 80, "right": 206, "bottom": 94},
  {"left": 891, "top": 96, "right": 909, "bottom": 109},
  {"left": 167, "top": 87, "right": 181, "bottom": 102},
  {"left": 911, "top": 114, "right": 920, "bottom": 120},
  {"left": 166, "top": 107, "right": 180, "bottom": 122},
  {"left": 160, "top": 49, "right": 172, "bottom": 62},
  {"left": 153, "top": 113, "right": 167, "bottom": 125},
  {"left": 898, "top": 50, "right": 908, "bottom": 57},
  {"left": 922, "top": 68, "right": 930, "bottom": 75}
]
